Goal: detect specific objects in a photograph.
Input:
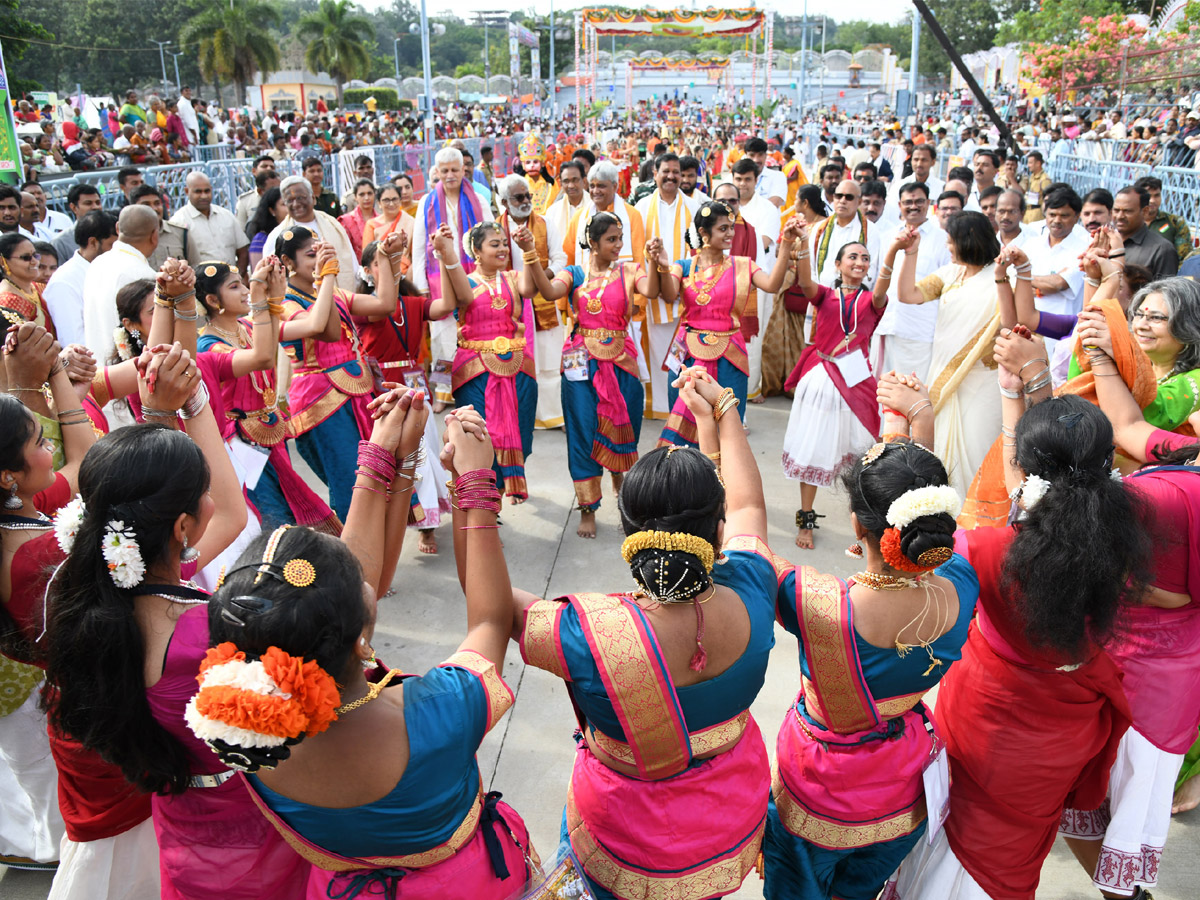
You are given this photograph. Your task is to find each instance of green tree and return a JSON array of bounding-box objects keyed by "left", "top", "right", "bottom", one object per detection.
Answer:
[
  {"left": 180, "top": 0, "right": 281, "bottom": 107},
  {"left": 0, "top": 0, "right": 54, "bottom": 94},
  {"left": 295, "top": 0, "right": 375, "bottom": 106},
  {"left": 997, "top": 0, "right": 1125, "bottom": 45}
]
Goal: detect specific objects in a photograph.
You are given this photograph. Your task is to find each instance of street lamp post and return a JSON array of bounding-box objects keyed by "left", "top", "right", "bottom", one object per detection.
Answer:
[
  {"left": 549, "top": 0, "right": 556, "bottom": 117},
  {"left": 409, "top": 0, "right": 435, "bottom": 172},
  {"left": 151, "top": 40, "right": 171, "bottom": 97},
  {"left": 170, "top": 50, "right": 184, "bottom": 95},
  {"left": 393, "top": 37, "right": 403, "bottom": 99}
]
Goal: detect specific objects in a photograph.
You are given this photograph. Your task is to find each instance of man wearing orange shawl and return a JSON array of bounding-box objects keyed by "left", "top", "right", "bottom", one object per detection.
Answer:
[{"left": 960, "top": 298, "right": 1159, "bottom": 528}]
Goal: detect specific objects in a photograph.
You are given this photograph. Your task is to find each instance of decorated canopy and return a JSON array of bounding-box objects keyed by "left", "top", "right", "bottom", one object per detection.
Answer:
[
  {"left": 581, "top": 8, "right": 765, "bottom": 38},
  {"left": 627, "top": 57, "right": 731, "bottom": 70}
]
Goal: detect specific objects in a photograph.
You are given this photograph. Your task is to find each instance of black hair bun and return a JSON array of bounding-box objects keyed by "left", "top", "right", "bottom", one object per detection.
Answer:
[{"left": 898, "top": 513, "right": 956, "bottom": 569}]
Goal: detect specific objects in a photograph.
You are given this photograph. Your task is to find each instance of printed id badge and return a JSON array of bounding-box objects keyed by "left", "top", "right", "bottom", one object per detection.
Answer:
[
  {"left": 663, "top": 335, "right": 689, "bottom": 374},
  {"left": 402, "top": 368, "right": 431, "bottom": 398},
  {"left": 562, "top": 346, "right": 590, "bottom": 382},
  {"left": 833, "top": 349, "right": 871, "bottom": 387},
  {"left": 923, "top": 735, "right": 951, "bottom": 844}
]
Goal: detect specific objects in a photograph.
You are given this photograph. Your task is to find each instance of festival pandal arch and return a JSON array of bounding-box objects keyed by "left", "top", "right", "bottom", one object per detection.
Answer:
[{"left": 574, "top": 7, "right": 774, "bottom": 129}]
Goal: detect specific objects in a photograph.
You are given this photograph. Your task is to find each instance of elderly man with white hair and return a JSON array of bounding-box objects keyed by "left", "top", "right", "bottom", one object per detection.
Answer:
[
  {"left": 562, "top": 160, "right": 645, "bottom": 270},
  {"left": 168, "top": 170, "right": 248, "bottom": 274},
  {"left": 498, "top": 172, "right": 568, "bottom": 429},
  {"left": 263, "top": 175, "right": 357, "bottom": 292},
  {"left": 411, "top": 145, "right": 493, "bottom": 408}
]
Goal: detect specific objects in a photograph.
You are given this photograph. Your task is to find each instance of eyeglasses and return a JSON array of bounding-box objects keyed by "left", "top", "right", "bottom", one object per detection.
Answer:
[
  {"left": 1132, "top": 310, "right": 1170, "bottom": 325},
  {"left": 11, "top": 253, "right": 40, "bottom": 262},
  {"left": 508, "top": 193, "right": 532, "bottom": 203},
  {"left": 834, "top": 192, "right": 858, "bottom": 201}
]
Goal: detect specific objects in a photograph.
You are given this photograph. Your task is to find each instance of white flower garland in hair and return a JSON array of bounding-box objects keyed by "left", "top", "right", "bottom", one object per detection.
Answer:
[
  {"left": 184, "top": 658, "right": 291, "bottom": 750},
  {"left": 461, "top": 227, "right": 478, "bottom": 262},
  {"left": 885, "top": 485, "right": 963, "bottom": 529},
  {"left": 101, "top": 521, "right": 145, "bottom": 588},
  {"left": 1019, "top": 474, "right": 1051, "bottom": 509},
  {"left": 687, "top": 220, "right": 702, "bottom": 251},
  {"left": 54, "top": 496, "right": 86, "bottom": 555},
  {"left": 1110, "top": 469, "right": 1123, "bottom": 482}
]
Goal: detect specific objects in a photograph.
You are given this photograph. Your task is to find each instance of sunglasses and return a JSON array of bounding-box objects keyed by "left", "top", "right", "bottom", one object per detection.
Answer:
[
  {"left": 509, "top": 193, "right": 532, "bottom": 203},
  {"left": 834, "top": 192, "right": 858, "bottom": 201},
  {"left": 11, "top": 252, "right": 40, "bottom": 263}
]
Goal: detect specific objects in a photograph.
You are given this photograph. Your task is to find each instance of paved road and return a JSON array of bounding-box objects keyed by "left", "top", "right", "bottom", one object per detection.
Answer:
[{"left": 3, "top": 394, "right": 1197, "bottom": 897}]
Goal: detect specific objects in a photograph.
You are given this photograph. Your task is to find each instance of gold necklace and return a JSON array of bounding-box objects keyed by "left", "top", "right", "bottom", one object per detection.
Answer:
[
  {"left": 479, "top": 270, "right": 507, "bottom": 310},
  {"left": 689, "top": 257, "right": 731, "bottom": 307},
  {"left": 206, "top": 320, "right": 247, "bottom": 347},
  {"left": 852, "top": 570, "right": 921, "bottom": 592},
  {"left": 583, "top": 262, "right": 619, "bottom": 314},
  {"left": 336, "top": 667, "right": 400, "bottom": 715}
]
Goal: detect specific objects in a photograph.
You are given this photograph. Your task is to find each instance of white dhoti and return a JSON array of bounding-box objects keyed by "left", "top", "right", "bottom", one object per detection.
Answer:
[
  {"left": 875, "top": 334, "right": 934, "bottom": 384},
  {"left": 533, "top": 325, "right": 565, "bottom": 428},
  {"left": 1059, "top": 727, "right": 1184, "bottom": 897},
  {"left": 746, "top": 290, "right": 773, "bottom": 399},
  {"left": 48, "top": 817, "right": 162, "bottom": 900},
  {"left": 413, "top": 413, "right": 451, "bottom": 530},
  {"left": 881, "top": 826, "right": 991, "bottom": 900},
  {"left": 933, "top": 361, "right": 1002, "bottom": 497},
  {"left": 429, "top": 317, "right": 458, "bottom": 405},
  {"left": 644, "top": 320, "right": 676, "bottom": 419},
  {"left": 0, "top": 688, "right": 64, "bottom": 863}
]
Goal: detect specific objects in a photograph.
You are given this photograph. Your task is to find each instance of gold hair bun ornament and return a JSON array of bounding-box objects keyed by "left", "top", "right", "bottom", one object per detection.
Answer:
[
  {"left": 621, "top": 530, "right": 715, "bottom": 572},
  {"left": 916, "top": 546, "right": 954, "bottom": 569},
  {"left": 700, "top": 205, "right": 712, "bottom": 217},
  {"left": 282, "top": 558, "right": 317, "bottom": 588},
  {"left": 282, "top": 230, "right": 294, "bottom": 241},
  {"left": 861, "top": 442, "right": 888, "bottom": 468},
  {"left": 203, "top": 265, "right": 218, "bottom": 277}
]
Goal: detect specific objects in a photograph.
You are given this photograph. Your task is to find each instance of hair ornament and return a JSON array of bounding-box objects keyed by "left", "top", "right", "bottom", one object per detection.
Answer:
[
  {"left": 621, "top": 530, "right": 715, "bottom": 573},
  {"left": 885, "top": 485, "right": 962, "bottom": 529},
  {"left": 184, "top": 642, "right": 340, "bottom": 769},
  {"left": 219, "top": 525, "right": 318, "bottom": 591},
  {"left": 880, "top": 527, "right": 932, "bottom": 574},
  {"left": 203, "top": 265, "right": 218, "bottom": 277},
  {"left": 282, "top": 230, "right": 294, "bottom": 242},
  {"left": 700, "top": 204, "right": 712, "bottom": 218},
  {"left": 687, "top": 220, "right": 702, "bottom": 250},
  {"left": 917, "top": 546, "right": 954, "bottom": 568},
  {"left": 1016, "top": 473, "right": 1051, "bottom": 509},
  {"left": 1110, "top": 469, "right": 1124, "bottom": 483},
  {"left": 102, "top": 520, "right": 145, "bottom": 588},
  {"left": 54, "top": 496, "right": 86, "bottom": 555},
  {"left": 281, "top": 558, "right": 317, "bottom": 588},
  {"left": 862, "top": 442, "right": 888, "bottom": 467},
  {"left": 1057, "top": 411, "right": 1086, "bottom": 430}
]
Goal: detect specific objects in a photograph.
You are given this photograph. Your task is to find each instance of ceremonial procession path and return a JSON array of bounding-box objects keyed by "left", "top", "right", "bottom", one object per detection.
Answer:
[{"left": 2, "top": 395, "right": 1197, "bottom": 899}]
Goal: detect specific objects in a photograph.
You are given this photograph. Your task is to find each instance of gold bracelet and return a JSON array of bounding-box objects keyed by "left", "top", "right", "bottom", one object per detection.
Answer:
[
  {"left": 705, "top": 451, "right": 721, "bottom": 462},
  {"left": 712, "top": 387, "right": 739, "bottom": 422},
  {"left": 522, "top": 251, "right": 540, "bottom": 264}
]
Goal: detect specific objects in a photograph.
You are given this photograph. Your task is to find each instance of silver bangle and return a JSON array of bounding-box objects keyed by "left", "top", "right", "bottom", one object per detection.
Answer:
[
  {"left": 141, "top": 407, "right": 178, "bottom": 419},
  {"left": 999, "top": 385, "right": 1022, "bottom": 400},
  {"left": 180, "top": 381, "right": 210, "bottom": 419},
  {"left": 443, "top": 260, "right": 461, "bottom": 271},
  {"left": 174, "top": 307, "right": 202, "bottom": 321}
]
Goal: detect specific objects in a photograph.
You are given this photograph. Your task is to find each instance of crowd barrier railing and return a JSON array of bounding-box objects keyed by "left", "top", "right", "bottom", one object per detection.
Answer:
[{"left": 37, "top": 134, "right": 526, "bottom": 219}]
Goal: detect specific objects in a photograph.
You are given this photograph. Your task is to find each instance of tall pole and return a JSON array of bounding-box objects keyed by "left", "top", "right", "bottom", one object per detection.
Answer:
[
  {"left": 419, "top": 0, "right": 434, "bottom": 169},
  {"left": 393, "top": 37, "right": 402, "bottom": 97},
  {"left": 152, "top": 40, "right": 171, "bottom": 97},
  {"left": 170, "top": 51, "right": 183, "bottom": 94},
  {"left": 907, "top": 8, "right": 920, "bottom": 127},
  {"left": 549, "top": 0, "right": 556, "bottom": 117},
  {"left": 819, "top": 17, "right": 826, "bottom": 109},
  {"left": 484, "top": 22, "right": 490, "bottom": 94},
  {"left": 797, "top": 1, "right": 808, "bottom": 119}
]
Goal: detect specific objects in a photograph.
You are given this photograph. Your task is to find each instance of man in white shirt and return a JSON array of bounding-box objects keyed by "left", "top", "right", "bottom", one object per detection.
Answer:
[
  {"left": 730, "top": 158, "right": 781, "bottom": 400},
  {"left": 177, "top": 86, "right": 200, "bottom": 146},
  {"left": 809, "top": 179, "right": 881, "bottom": 288},
  {"left": 744, "top": 137, "right": 786, "bottom": 208},
  {"left": 636, "top": 153, "right": 696, "bottom": 418},
  {"left": 22, "top": 182, "right": 71, "bottom": 239},
  {"left": 43, "top": 210, "right": 119, "bottom": 346},
  {"left": 497, "top": 174, "right": 568, "bottom": 429},
  {"left": 874, "top": 182, "right": 951, "bottom": 382},
  {"left": 965, "top": 149, "right": 1000, "bottom": 211},
  {"left": 996, "top": 189, "right": 1034, "bottom": 249},
  {"left": 264, "top": 176, "right": 358, "bottom": 292},
  {"left": 82, "top": 205, "right": 159, "bottom": 358},
  {"left": 169, "top": 172, "right": 248, "bottom": 274},
  {"left": 1026, "top": 187, "right": 1088, "bottom": 363},
  {"left": 884, "top": 145, "right": 944, "bottom": 229},
  {"left": 235, "top": 156, "right": 278, "bottom": 231},
  {"left": 410, "top": 147, "right": 494, "bottom": 406}
]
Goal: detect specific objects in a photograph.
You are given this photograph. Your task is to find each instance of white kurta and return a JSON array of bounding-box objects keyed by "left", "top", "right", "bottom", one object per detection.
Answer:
[{"left": 739, "top": 193, "right": 781, "bottom": 398}]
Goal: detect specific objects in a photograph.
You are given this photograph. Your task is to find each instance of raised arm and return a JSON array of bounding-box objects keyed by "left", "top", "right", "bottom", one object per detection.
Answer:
[
  {"left": 993, "top": 327, "right": 1053, "bottom": 497},
  {"left": 426, "top": 225, "right": 470, "bottom": 319},
  {"left": 750, "top": 216, "right": 802, "bottom": 295},
  {"left": 790, "top": 224, "right": 820, "bottom": 300},
  {"left": 515, "top": 224, "right": 571, "bottom": 303},
  {"left": 278, "top": 244, "right": 338, "bottom": 343},
  {"left": 349, "top": 231, "right": 401, "bottom": 319},
  {"left": 994, "top": 244, "right": 1035, "bottom": 331},
  {"left": 636, "top": 237, "right": 669, "bottom": 301},
  {"left": 441, "top": 406, "right": 514, "bottom": 671},
  {"left": 227, "top": 257, "right": 283, "bottom": 377},
  {"left": 138, "top": 342, "right": 246, "bottom": 569},
  {"left": 876, "top": 371, "right": 934, "bottom": 447},
  {"left": 439, "top": 230, "right": 476, "bottom": 310},
  {"left": 891, "top": 228, "right": 930, "bottom": 305},
  {"left": 1077, "top": 309, "right": 1157, "bottom": 462},
  {"left": 676, "top": 367, "right": 767, "bottom": 541}
]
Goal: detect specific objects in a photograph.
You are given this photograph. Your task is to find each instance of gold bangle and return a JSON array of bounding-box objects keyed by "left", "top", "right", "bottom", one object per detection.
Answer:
[
  {"left": 705, "top": 451, "right": 721, "bottom": 462},
  {"left": 522, "top": 251, "right": 539, "bottom": 264},
  {"left": 712, "top": 387, "right": 739, "bottom": 422}
]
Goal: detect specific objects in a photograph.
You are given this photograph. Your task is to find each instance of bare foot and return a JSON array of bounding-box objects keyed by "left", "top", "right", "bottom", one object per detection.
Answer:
[
  {"left": 795, "top": 529, "right": 815, "bottom": 550},
  {"left": 577, "top": 510, "right": 597, "bottom": 538},
  {"left": 611, "top": 471, "right": 624, "bottom": 496},
  {"left": 417, "top": 530, "right": 438, "bottom": 555},
  {"left": 1173, "top": 775, "right": 1200, "bottom": 814},
  {"left": 749, "top": 395, "right": 766, "bottom": 404},
  {"left": 510, "top": 495, "right": 526, "bottom": 505},
  {"left": 432, "top": 400, "right": 447, "bottom": 413}
]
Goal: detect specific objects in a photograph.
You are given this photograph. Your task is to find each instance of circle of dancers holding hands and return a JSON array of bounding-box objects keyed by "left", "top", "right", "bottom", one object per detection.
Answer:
[{"left": 3, "top": 164, "right": 1200, "bottom": 900}]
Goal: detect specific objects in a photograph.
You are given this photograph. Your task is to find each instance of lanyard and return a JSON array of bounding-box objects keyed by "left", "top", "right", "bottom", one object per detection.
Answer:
[{"left": 837, "top": 285, "right": 863, "bottom": 346}]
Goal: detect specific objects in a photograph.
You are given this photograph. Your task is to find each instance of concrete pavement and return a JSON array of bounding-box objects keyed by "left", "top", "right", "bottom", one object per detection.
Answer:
[{"left": 3, "top": 393, "right": 1197, "bottom": 898}]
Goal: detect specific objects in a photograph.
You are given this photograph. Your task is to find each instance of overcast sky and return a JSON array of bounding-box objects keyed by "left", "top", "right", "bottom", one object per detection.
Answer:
[{"left": 356, "top": 0, "right": 910, "bottom": 27}]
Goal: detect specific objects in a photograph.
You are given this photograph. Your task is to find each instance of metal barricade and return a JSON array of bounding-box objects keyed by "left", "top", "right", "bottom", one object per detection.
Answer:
[
  {"left": 1048, "top": 154, "right": 1153, "bottom": 200},
  {"left": 1158, "top": 166, "right": 1200, "bottom": 240}
]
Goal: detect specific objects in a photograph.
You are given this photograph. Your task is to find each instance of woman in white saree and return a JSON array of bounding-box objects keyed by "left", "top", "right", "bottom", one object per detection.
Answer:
[{"left": 884, "top": 212, "right": 1030, "bottom": 495}]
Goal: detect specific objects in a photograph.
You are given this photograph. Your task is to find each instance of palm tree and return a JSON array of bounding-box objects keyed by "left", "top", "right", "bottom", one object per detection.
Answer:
[
  {"left": 180, "top": 0, "right": 282, "bottom": 108},
  {"left": 295, "top": 0, "right": 375, "bottom": 108}
]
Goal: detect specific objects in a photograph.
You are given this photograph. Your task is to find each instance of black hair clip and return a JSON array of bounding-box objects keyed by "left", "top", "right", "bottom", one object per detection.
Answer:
[
  {"left": 1057, "top": 412, "right": 1086, "bottom": 429},
  {"left": 219, "top": 594, "right": 275, "bottom": 627}
]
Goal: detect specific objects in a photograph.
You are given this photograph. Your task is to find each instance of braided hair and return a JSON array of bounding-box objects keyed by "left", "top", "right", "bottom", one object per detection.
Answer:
[{"left": 618, "top": 446, "right": 725, "bottom": 601}]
